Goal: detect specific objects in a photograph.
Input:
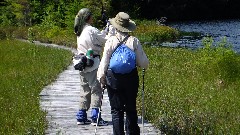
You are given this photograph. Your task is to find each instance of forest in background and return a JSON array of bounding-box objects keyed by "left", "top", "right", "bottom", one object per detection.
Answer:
[
  {"left": 0, "top": 0, "right": 144, "bottom": 29},
  {"left": 1, "top": 0, "right": 240, "bottom": 30}
]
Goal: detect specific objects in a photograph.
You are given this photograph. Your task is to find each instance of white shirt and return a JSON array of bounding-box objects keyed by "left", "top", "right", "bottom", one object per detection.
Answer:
[
  {"left": 97, "top": 31, "right": 149, "bottom": 82},
  {"left": 77, "top": 24, "right": 114, "bottom": 72}
]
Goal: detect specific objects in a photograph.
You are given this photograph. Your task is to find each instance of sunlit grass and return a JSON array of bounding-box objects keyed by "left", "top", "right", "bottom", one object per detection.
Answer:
[
  {"left": 137, "top": 38, "right": 240, "bottom": 134},
  {"left": 0, "top": 40, "right": 72, "bottom": 134},
  {"left": 1, "top": 20, "right": 239, "bottom": 134}
]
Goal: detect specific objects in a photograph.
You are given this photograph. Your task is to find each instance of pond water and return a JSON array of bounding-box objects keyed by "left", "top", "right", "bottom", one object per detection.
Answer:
[{"left": 163, "top": 19, "right": 240, "bottom": 52}]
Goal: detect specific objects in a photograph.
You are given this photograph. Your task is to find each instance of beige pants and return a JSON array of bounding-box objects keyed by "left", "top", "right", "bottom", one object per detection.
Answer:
[{"left": 79, "top": 69, "right": 102, "bottom": 110}]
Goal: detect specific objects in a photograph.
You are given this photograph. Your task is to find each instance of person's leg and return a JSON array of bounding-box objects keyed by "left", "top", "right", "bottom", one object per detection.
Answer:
[
  {"left": 78, "top": 71, "right": 92, "bottom": 109},
  {"left": 86, "top": 69, "right": 107, "bottom": 125},
  {"left": 123, "top": 71, "right": 140, "bottom": 135},
  {"left": 76, "top": 71, "right": 92, "bottom": 124},
  {"left": 112, "top": 109, "right": 124, "bottom": 135},
  {"left": 125, "top": 98, "right": 140, "bottom": 135},
  {"left": 88, "top": 69, "right": 102, "bottom": 108},
  {"left": 107, "top": 86, "right": 125, "bottom": 135}
]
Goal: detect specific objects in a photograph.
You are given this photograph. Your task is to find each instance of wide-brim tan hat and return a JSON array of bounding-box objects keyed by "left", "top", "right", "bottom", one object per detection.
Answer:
[{"left": 109, "top": 12, "right": 136, "bottom": 32}]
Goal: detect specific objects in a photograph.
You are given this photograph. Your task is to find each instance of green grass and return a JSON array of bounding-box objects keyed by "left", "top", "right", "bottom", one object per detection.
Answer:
[
  {"left": 0, "top": 40, "right": 72, "bottom": 134},
  {"left": 137, "top": 38, "right": 240, "bottom": 134},
  {"left": 1, "top": 21, "right": 240, "bottom": 134}
]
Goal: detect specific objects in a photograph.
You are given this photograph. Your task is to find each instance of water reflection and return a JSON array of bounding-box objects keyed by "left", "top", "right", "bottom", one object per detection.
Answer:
[{"left": 165, "top": 19, "right": 240, "bottom": 52}]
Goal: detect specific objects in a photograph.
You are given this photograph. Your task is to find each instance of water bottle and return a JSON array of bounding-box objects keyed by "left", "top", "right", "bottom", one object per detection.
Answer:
[{"left": 86, "top": 48, "right": 94, "bottom": 67}]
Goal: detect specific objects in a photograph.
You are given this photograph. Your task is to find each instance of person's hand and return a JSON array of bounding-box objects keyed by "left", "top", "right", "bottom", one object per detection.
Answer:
[
  {"left": 106, "top": 21, "right": 110, "bottom": 27},
  {"left": 100, "top": 77, "right": 106, "bottom": 89},
  {"left": 101, "top": 83, "right": 106, "bottom": 90},
  {"left": 104, "top": 21, "right": 111, "bottom": 33}
]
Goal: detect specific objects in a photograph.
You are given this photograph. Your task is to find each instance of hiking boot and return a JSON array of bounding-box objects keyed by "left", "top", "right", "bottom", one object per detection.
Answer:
[
  {"left": 91, "top": 118, "right": 108, "bottom": 126},
  {"left": 77, "top": 119, "right": 91, "bottom": 125},
  {"left": 76, "top": 109, "right": 91, "bottom": 125}
]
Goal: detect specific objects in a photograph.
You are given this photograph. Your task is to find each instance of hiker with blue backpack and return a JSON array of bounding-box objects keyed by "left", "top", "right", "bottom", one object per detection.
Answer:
[
  {"left": 74, "top": 8, "right": 114, "bottom": 126},
  {"left": 97, "top": 12, "right": 149, "bottom": 135}
]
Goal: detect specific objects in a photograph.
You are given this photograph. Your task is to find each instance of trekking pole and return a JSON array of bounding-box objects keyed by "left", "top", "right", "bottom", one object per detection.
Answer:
[
  {"left": 142, "top": 68, "right": 145, "bottom": 134},
  {"left": 101, "top": 0, "right": 108, "bottom": 25},
  {"left": 94, "top": 87, "right": 105, "bottom": 135}
]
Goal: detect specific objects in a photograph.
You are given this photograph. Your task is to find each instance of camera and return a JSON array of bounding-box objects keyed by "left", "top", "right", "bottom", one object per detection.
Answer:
[
  {"left": 73, "top": 53, "right": 95, "bottom": 71},
  {"left": 86, "top": 58, "right": 94, "bottom": 67},
  {"left": 73, "top": 54, "right": 87, "bottom": 71}
]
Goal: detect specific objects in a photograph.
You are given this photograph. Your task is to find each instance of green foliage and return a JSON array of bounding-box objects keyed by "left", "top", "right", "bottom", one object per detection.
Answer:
[
  {"left": 0, "top": 0, "right": 139, "bottom": 28},
  {"left": 137, "top": 38, "right": 240, "bottom": 134},
  {"left": 0, "top": 29, "right": 7, "bottom": 40},
  {"left": 1, "top": 19, "right": 178, "bottom": 49},
  {"left": 1, "top": 1, "right": 240, "bottom": 133},
  {"left": 64, "top": 0, "right": 83, "bottom": 29},
  {"left": 28, "top": 0, "right": 42, "bottom": 25},
  {"left": 0, "top": 26, "right": 20, "bottom": 39},
  {"left": 27, "top": 27, "right": 34, "bottom": 43},
  {"left": 132, "top": 20, "right": 179, "bottom": 43},
  {"left": 109, "top": 0, "right": 142, "bottom": 18},
  {"left": 27, "top": 25, "right": 76, "bottom": 47},
  {"left": 0, "top": 0, "right": 31, "bottom": 26},
  {"left": 198, "top": 37, "right": 240, "bottom": 83},
  {"left": 0, "top": 1, "right": 16, "bottom": 26},
  {"left": 0, "top": 39, "right": 72, "bottom": 134}
]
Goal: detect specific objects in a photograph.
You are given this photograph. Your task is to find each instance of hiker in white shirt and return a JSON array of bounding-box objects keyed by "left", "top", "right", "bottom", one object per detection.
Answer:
[
  {"left": 97, "top": 12, "right": 149, "bottom": 135},
  {"left": 74, "top": 8, "right": 114, "bottom": 126}
]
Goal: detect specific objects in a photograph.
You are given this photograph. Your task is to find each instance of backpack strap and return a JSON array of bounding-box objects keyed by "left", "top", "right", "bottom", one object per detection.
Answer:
[
  {"left": 117, "top": 35, "right": 130, "bottom": 45},
  {"left": 113, "top": 35, "right": 130, "bottom": 53}
]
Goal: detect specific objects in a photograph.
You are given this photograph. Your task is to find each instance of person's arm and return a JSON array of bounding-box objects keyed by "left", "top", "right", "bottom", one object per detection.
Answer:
[
  {"left": 92, "top": 22, "right": 115, "bottom": 44},
  {"left": 97, "top": 37, "right": 115, "bottom": 83},
  {"left": 103, "top": 24, "right": 116, "bottom": 39},
  {"left": 92, "top": 27, "right": 107, "bottom": 46},
  {"left": 134, "top": 38, "right": 149, "bottom": 69}
]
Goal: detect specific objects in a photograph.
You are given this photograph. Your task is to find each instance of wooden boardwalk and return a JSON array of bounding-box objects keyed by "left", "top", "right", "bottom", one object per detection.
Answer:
[{"left": 38, "top": 41, "right": 161, "bottom": 135}]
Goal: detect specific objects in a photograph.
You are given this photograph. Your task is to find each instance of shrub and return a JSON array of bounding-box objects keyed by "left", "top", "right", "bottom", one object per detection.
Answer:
[
  {"left": 0, "top": 26, "right": 17, "bottom": 39},
  {"left": 133, "top": 20, "right": 179, "bottom": 43},
  {"left": 0, "top": 29, "right": 6, "bottom": 40},
  {"left": 0, "top": 19, "right": 179, "bottom": 49},
  {"left": 198, "top": 37, "right": 240, "bottom": 83}
]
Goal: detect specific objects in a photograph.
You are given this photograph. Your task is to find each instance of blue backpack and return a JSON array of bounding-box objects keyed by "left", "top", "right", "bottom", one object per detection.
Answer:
[{"left": 109, "top": 35, "right": 136, "bottom": 74}]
